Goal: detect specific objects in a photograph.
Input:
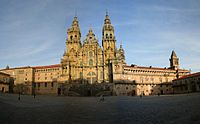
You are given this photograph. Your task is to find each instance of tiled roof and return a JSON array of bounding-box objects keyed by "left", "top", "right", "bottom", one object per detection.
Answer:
[
  {"left": 0, "top": 72, "right": 10, "bottom": 76},
  {"left": 124, "top": 65, "right": 189, "bottom": 72},
  {"left": 33, "top": 64, "right": 60, "bottom": 69},
  {"left": 124, "top": 65, "right": 173, "bottom": 71},
  {"left": 0, "top": 64, "right": 61, "bottom": 71},
  {"left": 173, "top": 72, "right": 200, "bottom": 81},
  {"left": 0, "top": 66, "right": 31, "bottom": 71}
]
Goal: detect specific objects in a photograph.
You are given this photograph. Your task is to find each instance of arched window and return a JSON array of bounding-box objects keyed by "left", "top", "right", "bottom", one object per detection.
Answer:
[
  {"left": 140, "top": 77, "right": 144, "bottom": 83},
  {"left": 100, "top": 71, "right": 103, "bottom": 79},
  {"left": 89, "top": 59, "right": 93, "bottom": 66},
  {"left": 87, "top": 72, "right": 95, "bottom": 77},
  {"left": 110, "top": 34, "right": 112, "bottom": 38},
  {"left": 80, "top": 72, "right": 83, "bottom": 78},
  {"left": 166, "top": 77, "right": 168, "bottom": 82},
  {"left": 70, "top": 36, "right": 73, "bottom": 40},
  {"left": 80, "top": 61, "right": 83, "bottom": 66},
  {"left": 159, "top": 78, "right": 162, "bottom": 82},
  {"left": 89, "top": 51, "right": 93, "bottom": 57},
  {"left": 106, "top": 34, "right": 108, "bottom": 38}
]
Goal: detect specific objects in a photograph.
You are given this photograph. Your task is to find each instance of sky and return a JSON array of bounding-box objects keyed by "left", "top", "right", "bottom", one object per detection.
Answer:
[{"left": 0, "top": 0, "right": 200, "bottom": 72}]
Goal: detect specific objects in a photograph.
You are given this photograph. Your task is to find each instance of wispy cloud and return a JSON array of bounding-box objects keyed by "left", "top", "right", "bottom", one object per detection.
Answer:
[{"left": 0, "top": 40, "right": 54, "bottom": 60}]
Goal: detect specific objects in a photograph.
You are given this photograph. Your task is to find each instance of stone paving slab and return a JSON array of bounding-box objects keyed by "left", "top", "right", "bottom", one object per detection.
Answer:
[{"left": 0, "top": 93, "right": 200, "bottom": 124}]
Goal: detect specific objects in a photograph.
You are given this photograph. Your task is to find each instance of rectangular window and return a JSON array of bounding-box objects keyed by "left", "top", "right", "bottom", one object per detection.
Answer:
[
  {"left": 45, "top": 82, "right": 47, "bottom": 87},
  {"left": 18, "top": 70, "right": 24, "bottom": 74},
  {"left": 38, "top": 83, "right": 40, "bottom": 87},
  {"left": 51, "top": 82, "right": 54, "bottom": 87}
]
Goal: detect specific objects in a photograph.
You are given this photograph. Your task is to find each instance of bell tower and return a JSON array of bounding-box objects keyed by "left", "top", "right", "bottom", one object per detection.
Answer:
[
  {"left": 102, "top": 12, "right": 116, "bottom": 63},
  {"left": 66, "top": 16, "right": 81, "bottom": 57},
  {"left": 61, "top": 16, "right": 82, "bottom": 81},
  {"left": 169, "top": 50, "right": 179, "bottom": 70}
]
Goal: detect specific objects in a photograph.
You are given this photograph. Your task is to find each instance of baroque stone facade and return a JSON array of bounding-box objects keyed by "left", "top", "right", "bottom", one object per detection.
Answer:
[
  {"left": 60, "top": 14, "right": 125, "bottom": 84},
  {"left": 0, "top": 13, "right": 190, "bottom": 96}
]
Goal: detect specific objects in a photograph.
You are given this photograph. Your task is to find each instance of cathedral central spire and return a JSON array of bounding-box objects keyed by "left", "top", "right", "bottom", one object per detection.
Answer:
[{"left": 86, "top": 28, "right": 96, "bottom": 41}]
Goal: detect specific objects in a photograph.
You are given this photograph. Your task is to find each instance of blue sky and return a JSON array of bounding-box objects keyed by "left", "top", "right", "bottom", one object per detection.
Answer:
[{"left": 0, "top": 0, "right": 200, "bottom": 72}]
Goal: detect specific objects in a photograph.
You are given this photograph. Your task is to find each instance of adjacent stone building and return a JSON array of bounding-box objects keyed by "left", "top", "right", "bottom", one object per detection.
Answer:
[
  {"left": 173, "top": 72, "right": 200, "bottom": 94},
  {"left": 0, "top": 72, "right": 13, "bottom": 93},
  {"left": 0, "top": 13, "right": 190, "bottom": 96}
]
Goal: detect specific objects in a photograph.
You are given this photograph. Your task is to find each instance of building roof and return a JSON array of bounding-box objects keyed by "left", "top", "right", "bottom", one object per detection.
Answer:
[
  {"left": 0, "top": 66, "right": 31, "bottom": 71},
  {"left": 0, "top": 72, "right": 10, "bottom": 76},
  {"left": 124, "top": 65, "right": 187, "bottom": 71},
  {"left": 0, "top": 64, "right": 61, "bottom": 71},
  {"left": 173, "top": 72, "right": 200, "bottom": 81},
  {"left": 33, "top": 64, "right": 60, "bottom": 69},
  {"left": 125, "top": 65, "right": 172, "bottom": 71},
  {"left": 124, "top": 65, "right": 189, "bottom": 72}
]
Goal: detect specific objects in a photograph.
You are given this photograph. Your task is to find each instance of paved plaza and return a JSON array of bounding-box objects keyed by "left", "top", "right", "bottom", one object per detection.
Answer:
[{"left": 0, "top": 93, "right": 200, "bottom": 124}]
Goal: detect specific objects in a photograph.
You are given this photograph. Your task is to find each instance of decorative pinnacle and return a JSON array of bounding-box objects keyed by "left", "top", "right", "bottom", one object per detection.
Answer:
[
  {"left": 72, "top": 15, "right": 79, "bottom": 27},
  {"left": 75, "top": 10, "right": 77, "bottom": 17},
  {"left": 88, "top": 27, "right": 93, "bottom": 33},
  {"left": 104, "top": 11, "right": 111, "bottom": 24},
  {"left": 106, "top": 9, "right": 108, "bottom": 16},
  {"left": 171, "top": 50, "right": 177, "bottom": 58}
]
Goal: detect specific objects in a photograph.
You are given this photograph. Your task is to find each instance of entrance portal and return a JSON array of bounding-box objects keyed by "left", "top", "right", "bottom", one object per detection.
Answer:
[
  {"left": 87, "top": 72, "right": 96, "bottom": 84},
  {"left": 57, "top": 88, "right": 61, "bottom": 95}
]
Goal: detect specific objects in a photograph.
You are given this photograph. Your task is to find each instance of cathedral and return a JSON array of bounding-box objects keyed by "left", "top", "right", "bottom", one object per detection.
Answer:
[
  {"left": 0, "top": 13, "right": 190, "bottom": 96},
  {"left": 60, "top": 14, "right": 125, "bottom": 84}
]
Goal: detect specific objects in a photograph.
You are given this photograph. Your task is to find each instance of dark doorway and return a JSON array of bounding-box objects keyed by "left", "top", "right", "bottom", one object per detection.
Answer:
[
  {"left": 57, "top": 88, "right": 61, "bottom": 95},
  {"left": 2, "top": 87, "right": 4, "bottom": 92},
  {"left": 132, "top": 90, "right": 135, "bottom": 96},
  {"left": 160, "top": 90, "right": 163, "bottom": 95},
  {"left": 87, "top": 89, "right": 91, "bottom": 96}
]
